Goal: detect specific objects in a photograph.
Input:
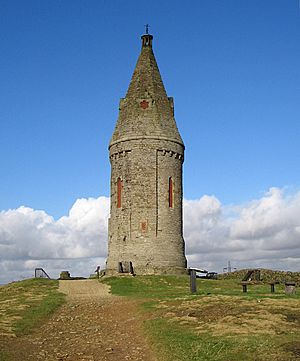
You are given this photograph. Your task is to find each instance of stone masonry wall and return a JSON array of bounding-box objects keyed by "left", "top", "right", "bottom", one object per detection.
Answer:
[{"left": 106, "top": 138, "right": 186, "bottom": 275}]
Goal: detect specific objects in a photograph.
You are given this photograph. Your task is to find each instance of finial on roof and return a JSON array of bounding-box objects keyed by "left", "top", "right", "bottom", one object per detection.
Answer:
[{"left": 141, "top": 24, "right": 153, "bottom": 48}]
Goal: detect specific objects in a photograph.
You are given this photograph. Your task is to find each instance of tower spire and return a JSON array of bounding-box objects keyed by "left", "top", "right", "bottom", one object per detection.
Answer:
[{"left": 109, "top": 31, "right": 183, "bottom": 147}]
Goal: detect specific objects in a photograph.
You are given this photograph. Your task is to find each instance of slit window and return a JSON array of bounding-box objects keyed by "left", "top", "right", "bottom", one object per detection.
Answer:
[
  {"left": 169, "top": 177, "right": 174, "bottom": 208},
  {"left": 117, "top": 177, "right": 122, "bottom": 208}
]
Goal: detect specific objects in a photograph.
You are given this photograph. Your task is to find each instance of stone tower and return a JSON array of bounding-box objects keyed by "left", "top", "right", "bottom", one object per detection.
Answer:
[{"left": 106, "top": 32, "right": 186, "bottom": 275}]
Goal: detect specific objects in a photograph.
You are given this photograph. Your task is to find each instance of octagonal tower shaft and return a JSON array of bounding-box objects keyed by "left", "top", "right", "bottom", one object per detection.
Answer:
[{"left": 106, "top": 34, "right": 186, "bottom": 275}]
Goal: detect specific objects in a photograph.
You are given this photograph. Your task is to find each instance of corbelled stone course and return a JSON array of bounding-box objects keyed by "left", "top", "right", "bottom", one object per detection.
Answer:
[{"left": 106, "top": 33, "right": 186, "bottom": 275}]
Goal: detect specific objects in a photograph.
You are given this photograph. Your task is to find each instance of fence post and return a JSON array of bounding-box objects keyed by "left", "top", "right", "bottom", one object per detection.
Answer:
[{"left": 190, "top": 269, "right": 197, "bottom": 293}]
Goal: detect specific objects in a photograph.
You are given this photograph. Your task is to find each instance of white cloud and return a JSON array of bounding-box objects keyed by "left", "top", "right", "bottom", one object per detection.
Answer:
[
  {"left": 0, "top": 188, "right": 299, "bottom": 284},
  {"left": 0, "top": 197, "right": 109, "bottom": 283},
  {"left": 184, "top": 188, "right": 300, "bottom": 272}
]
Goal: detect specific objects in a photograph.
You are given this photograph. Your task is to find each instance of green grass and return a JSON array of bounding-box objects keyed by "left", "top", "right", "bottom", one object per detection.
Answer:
[
  {"left": 0, "top": 352, "right": 11, "bottom": 361},
  {"left": 0, "top": 278, "right": 65, "bottom": 336},
  {"left": 103, "top": 275, "right": 300, "bottom": 361},
  {"left": 102, "top": 275, "right": 299, "bottom": 299},
  {"left": 196, "top": 278, "right": 300, "bottom": 299},
  {"left": 102, "top": 275, "right": 189, "bottom": 298},
  {"left": 14, "top": 286, "right": 65, "bottom": 335},
  {"left": 146, "top": 319, "right": 238, "bottom": 361},
  {"left": 146, "top": 319, "right": 298, "bottom": 361}
]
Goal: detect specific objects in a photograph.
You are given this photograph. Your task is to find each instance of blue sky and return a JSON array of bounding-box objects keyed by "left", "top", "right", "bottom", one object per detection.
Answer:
[
  {"left": 0, "top": 1, "right": 300, "bottom": 282},
  {"left": 0, "top": 0, "right": 300, "bottom": 283},
  {"left": 1, "top": 0, "right": 299, "bottom": 218}
]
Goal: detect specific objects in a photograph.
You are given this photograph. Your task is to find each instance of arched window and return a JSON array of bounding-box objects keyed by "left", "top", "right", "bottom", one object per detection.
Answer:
[
  {"left": 117, "top": 177, "right": 122, "bottom": 208},
  {"left": 169, "top": 177, "right": 174, "bottom": 208}
]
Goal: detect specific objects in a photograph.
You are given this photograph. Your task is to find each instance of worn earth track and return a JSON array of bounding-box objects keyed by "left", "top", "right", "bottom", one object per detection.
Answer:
[{"left": 0, "top": 280, "right": 157, "bottom": 361}]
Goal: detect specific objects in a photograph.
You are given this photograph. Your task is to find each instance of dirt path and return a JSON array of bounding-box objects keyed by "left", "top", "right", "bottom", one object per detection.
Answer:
[
  {"left": 59, "top": 279, "right": 112, "bottom": 300},
  {"left": 1, "top": 280, "right": 157, "bottom": 361}
]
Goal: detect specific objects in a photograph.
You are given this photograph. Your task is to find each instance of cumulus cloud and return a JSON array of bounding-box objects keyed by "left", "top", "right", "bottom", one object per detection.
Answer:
[
  {"left": 0, "top": 197, "right": 109, "bottom": 283},
  {"left": 0, "top": 188, "right": 299, "bottom": 284},
  {"left": 184, "top": 187, "right": 300, "bottom": 271}
]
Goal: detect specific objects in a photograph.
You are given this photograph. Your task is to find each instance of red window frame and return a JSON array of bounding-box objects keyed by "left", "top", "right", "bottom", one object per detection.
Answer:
[
  {"left": 169, "top": 177, "right": 173, "bottom": 208},
  {"left": 117, "top": 177, "right": 122, "bottom": 208}
]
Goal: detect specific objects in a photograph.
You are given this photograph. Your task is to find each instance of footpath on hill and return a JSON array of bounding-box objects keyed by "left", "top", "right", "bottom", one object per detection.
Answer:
[{"left": 1, "top": 279, "right": 157, "bottom": 361}]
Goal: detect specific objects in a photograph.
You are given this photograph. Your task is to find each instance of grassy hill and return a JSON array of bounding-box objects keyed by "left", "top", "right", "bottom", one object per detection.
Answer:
[
  {"left": 0, "top": 278, "right": 65, "bottom": 337},
  {"left": 0, "top": 278, "right": 65, "bottom": 361},
  {"left": 1, "top": 274, "right": 299, "bottom": 361},
  {"left": 103, "top": 274, "right": 300, "bottom": 361}
]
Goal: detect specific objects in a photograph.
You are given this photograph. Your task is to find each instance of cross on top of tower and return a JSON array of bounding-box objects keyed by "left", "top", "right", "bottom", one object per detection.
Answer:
[{"left": 141, "top": 24, "right": 153, "bottom": 47}]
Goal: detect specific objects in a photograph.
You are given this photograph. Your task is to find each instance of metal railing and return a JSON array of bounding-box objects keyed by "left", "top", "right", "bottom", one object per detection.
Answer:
[{"left": 34, "top": 268, "right": 51, "bottom": 279}]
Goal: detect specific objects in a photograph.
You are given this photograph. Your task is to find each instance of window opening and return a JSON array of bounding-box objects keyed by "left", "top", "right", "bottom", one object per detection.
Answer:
[
  {"left": 117, "top": 177, "right": 122, "bottom": 208},
  {"left": 169, "top": 177, "right": 174, "bottom": 208}
]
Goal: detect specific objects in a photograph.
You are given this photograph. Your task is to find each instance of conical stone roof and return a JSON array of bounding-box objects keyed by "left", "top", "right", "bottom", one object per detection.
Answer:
[{"left": 109, "top": 34, "right": 184, "bottom": 147}]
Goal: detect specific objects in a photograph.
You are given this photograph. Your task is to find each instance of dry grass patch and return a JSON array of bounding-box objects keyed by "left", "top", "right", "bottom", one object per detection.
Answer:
[
  {"left": 0, "top": 278, "right": 65, "bottom": 337},
  {"left": 105, "top": 275, "right": 300, "bottom": 360},
  {"left": 161, "top": 295, "right": 300, "bottom": 337}
]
